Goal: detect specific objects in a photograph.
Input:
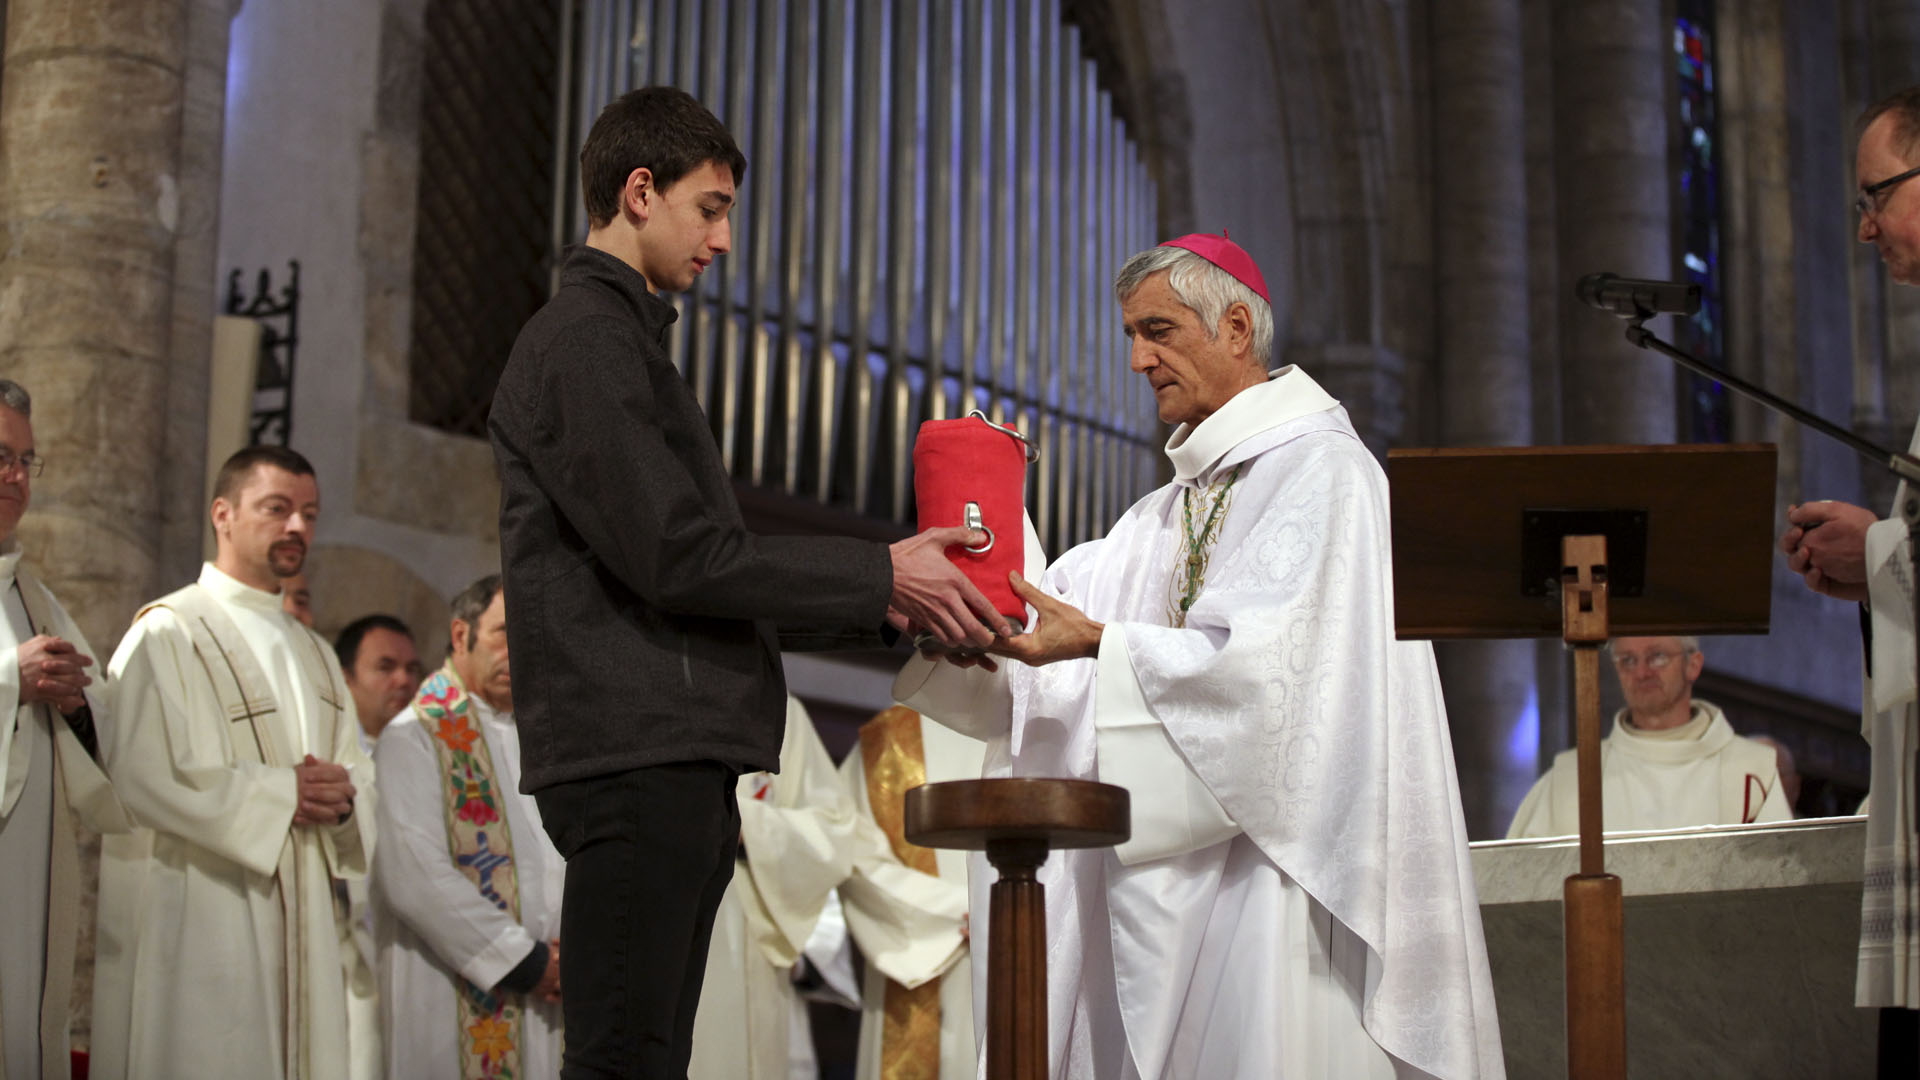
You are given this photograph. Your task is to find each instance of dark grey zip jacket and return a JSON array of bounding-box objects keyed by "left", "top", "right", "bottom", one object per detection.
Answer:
[{"left": 490, "top": 246, "right": 893, "bottom": 791}]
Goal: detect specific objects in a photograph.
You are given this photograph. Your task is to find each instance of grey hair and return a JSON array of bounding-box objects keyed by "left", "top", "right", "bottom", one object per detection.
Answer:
[
  {"left": 1604, "top": 635, "right": 1701, "bottom": 654},
  {"left": 1113, "top": 246, "right": 1275, "bottom": 361},
  {"left": 450, "top": 573, "right": 503, "bottom": 629},
  {"left": 0, "top": 379, "right": 31, "bottom": 417}
]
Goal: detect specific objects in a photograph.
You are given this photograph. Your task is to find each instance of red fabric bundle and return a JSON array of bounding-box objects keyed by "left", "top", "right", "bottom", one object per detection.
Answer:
[{"left": 913, "top": 414, "right": 1033, "bottom": 630}]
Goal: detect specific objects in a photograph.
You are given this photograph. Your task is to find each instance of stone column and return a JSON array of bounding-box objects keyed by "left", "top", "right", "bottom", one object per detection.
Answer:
[
  {"left": 1554, "top": 0, "right": 1675, "bottom": 445},
  {"left": 1431, "top": 0, "right": 1539, "bottom": 839},
  {"left": 159, "top": 0, "right": 244, "bottom": 586},
  {"left": 0, "top": 0, "right": 190, "bottom": 653}
]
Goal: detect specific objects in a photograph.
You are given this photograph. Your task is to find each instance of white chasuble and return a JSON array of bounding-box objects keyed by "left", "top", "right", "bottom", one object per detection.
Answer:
[
  {"left": 373, "top": 692, "right": 565, "bottom": 1079},
  {"left": 1858, "top": 415, "right": 1920, "bottom": 1010},
  {"left": 0, "top": 543, "right": 127, "bottom": 1080},
  {"left": 690, "top": 697, "right": 860, "bottom": 1080},
  {"left": 1505, "top": 701, "right": 1791, "bottom": 839},
  {"left": 92, "top": 564, "right": 376, "bottom": 1080},
  {"left": 897, "top": 368, "right": 1504, "bottom": 1079},
  {"left": 838, "top": 709, "right": 982, "bottom": 1080}
]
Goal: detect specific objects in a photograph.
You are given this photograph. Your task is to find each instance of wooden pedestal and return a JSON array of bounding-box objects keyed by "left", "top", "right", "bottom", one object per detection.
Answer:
[{"left": 905, "top": 778, "right": 1130, "bottom": 1080}]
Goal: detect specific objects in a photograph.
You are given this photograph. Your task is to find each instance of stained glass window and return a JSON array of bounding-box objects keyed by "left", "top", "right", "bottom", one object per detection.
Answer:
[{"left": 1674, "top": 0, "right": 1729, "bottom": 442}]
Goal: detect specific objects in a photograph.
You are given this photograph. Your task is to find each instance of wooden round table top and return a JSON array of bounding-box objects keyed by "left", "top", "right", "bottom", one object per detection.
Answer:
[{"left": 904, "top": 778, "right": 1131, "bottom": 851}]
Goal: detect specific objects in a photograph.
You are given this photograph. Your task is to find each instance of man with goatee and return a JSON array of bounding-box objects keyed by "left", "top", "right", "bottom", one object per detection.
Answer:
[{"left": 91, "top": 445, "right": 376, "bottom": 1080}]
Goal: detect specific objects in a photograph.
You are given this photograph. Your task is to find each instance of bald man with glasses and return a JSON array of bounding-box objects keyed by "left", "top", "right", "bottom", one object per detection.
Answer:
[
  {"left": 1506, "top": 635, "right": 1791, "bottom": 838},
  {"left": 1778, "top": 84, "right": 1920, "bottom": 1067}
]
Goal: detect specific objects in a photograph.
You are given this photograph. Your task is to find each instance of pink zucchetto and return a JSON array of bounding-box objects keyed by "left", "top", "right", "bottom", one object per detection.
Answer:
[{"left": 1158, "top": 230, "right": 1269, "bottom": 305}]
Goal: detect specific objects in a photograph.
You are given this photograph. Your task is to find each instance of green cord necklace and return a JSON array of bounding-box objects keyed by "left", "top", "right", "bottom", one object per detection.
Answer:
[{"left": 1169, "top": 464, "right": 1244, "bottom": 627}]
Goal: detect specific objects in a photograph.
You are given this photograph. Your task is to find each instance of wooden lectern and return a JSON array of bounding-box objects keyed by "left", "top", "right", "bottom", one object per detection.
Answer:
[
  {"left": 1387, "top": 443, "right": 1776, "bottom": 1080},
  {"left": 904, "top": 778, "right": 1130, "bottom": 1080}
]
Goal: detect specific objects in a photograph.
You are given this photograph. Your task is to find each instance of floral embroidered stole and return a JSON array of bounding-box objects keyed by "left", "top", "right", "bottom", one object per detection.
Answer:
[{"left": 417, "top": 664, "right": 523, "bottom": 1080}]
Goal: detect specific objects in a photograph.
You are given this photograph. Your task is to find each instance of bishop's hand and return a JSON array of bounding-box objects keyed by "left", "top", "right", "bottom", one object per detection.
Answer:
[{"left": 985, "top": 573, "right": 1103, "bottom": 667}]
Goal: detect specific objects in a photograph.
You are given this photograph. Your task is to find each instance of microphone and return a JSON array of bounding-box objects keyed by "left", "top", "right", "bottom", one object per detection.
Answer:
[{"left": 1575, "top": 273, "right": 1701, "bottom": 318}]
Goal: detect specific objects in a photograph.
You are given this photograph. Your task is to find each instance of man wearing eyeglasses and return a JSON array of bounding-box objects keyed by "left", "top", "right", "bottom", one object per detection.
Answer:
[
  {"left": 0, "top": 378, "right": 128, "bottom": 1080},
  {"left": 1506, "top": 635, "right": 1790, "bottom": 838},
  {"left": 1777, "top": 84, "right": 1920, "bottom": 1062}
]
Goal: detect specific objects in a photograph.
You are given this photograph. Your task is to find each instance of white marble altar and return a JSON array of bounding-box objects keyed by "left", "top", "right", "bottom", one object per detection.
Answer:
[{"left": 1472, "top": 817, "right": 1873, "bottom": 1078}]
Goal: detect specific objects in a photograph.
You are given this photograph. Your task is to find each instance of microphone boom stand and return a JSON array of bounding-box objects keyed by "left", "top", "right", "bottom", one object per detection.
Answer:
[{"left": 1616, "top": 313, "right": 1920, "bottom": 730}]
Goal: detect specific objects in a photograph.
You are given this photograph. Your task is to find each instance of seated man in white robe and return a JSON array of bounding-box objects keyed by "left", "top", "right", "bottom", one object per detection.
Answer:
[
  {"left": 897, "top": 234, "right": 1504, "bottom": 1079},
  {"left": 689, "top": 696, "right": 860, "bottom": 1080},
  {"left": 1507, "top": 635, "right": 1791, "bottom": 838},
  {"left": 837, "top": 705, "right": 982, "bottom": 1080},
  {"left": 373, "top": 574, "right": 564, "bottom": 1079},
  {"left": 0, "top": 379, "right": 128, "bottom": 1080},
  {"left": 93, "top": 445, "right": 376, "bottom": 1080}
]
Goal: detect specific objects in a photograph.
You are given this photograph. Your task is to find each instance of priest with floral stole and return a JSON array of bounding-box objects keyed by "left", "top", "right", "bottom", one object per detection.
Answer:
[
  {"left": 896, "top": 234, "right": 1504, "bottom": 1079},
  {"left": 372, "top": 574, "right": 564, "bottom": 1079}
]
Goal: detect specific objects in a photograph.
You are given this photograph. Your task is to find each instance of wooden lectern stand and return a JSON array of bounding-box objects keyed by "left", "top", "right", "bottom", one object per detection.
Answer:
[
  {"left": 1387, "top": 443, "right": 1776, "bottom": 1080},
  {"left": 904, "top": 778, "right": 1130, "bottom": 1080}
]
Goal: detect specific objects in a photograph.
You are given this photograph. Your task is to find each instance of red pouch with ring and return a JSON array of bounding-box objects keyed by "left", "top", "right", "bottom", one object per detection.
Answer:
[{"left": 912, "top": 411, "right": 1036, "bottom": 634}]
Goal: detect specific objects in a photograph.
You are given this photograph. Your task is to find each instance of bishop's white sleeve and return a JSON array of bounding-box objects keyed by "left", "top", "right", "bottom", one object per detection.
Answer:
[
  {"left": 735, "top": 697, "right": 860, "bottom": 968},
  {"left": 1093, "top": 624, "right": 1239, "bottom": 865},
  {"left": 891, "top": 655, "right": 1013, "bottom": 742},
  {"left": 104, "top": 609, "right": 299, "bottom": 878},
  {"left": 835, "top": 749, "right": 969, "bottom": 989},
  {"left": 372, "top": 714, "right": 538, "bottom": 991}
]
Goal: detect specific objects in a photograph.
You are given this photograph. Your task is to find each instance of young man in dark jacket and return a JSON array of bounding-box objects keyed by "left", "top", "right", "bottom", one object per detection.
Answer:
[{"left": 489, "top": 86, "right": 998, "bottom": 1078}]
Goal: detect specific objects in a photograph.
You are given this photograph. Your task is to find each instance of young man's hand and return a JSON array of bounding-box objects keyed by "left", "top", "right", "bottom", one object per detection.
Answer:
[{"left": 887, "top": 528, "right": 1005, "bottom": 648}]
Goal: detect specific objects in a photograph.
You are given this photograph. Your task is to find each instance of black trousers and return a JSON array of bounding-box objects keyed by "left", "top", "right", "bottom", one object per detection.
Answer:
[{"left": 536, "top": 761, "right": 741, "bottom": 1080}]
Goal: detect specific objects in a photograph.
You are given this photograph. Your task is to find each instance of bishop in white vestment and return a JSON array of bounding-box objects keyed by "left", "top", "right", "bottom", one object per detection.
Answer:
[
  {"left": 1507, "top": 637, "right": 1790, "bottom": 838},
  {"left": 837, "top": 706, "right": 982, "bottom": 1080},
  {"left": 373, "top": 576, "right": 564, "bottom": 1079},
  {"left": 0, "top": 384, "right": 130, "bottom": 1080},
  {"left": 898, "top": 235, "right": 1503, "bottom": 1079},
  {"left": 92, "top": 449, "right": 376, "bottom": 1080},
  {"left": 689, "top": 696, "right": 861, "bottom": 1080}
]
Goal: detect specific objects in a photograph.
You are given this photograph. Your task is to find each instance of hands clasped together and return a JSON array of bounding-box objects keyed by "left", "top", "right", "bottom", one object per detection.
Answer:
[
  {"left": 1779, "top": 500, "right": 1881, "bottom": 603},
  {"left": 293, "top": 753, "right": 357, "bottom": 826},
  {"left": 18, "top": 633, "right": 93, "bottom": 716}
]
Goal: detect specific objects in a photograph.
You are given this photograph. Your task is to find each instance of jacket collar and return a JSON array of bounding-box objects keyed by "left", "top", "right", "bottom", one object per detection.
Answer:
[{"left": 562, "top": 245, "right": 680, "bottom": 341}]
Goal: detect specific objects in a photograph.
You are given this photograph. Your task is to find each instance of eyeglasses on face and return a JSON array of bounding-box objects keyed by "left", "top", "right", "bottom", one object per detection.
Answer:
[
  {"left": 1611, "top": 650, "right": 1688, "bottom": 673},
  {"left": 1855, "top": 163, "right": 1920, "bottom": 218},
  {"left": 0, "top": 448, "right": 43, "bottom": 478}
]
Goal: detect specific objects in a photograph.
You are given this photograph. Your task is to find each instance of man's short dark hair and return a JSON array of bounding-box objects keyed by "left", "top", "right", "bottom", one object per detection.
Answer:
[
  {"left": 212, "top": 445, "right": 316, "bottom": 505},
  {"left": 1862, "top": 86, "right": 1920, "bottom": 158},
  {"left": 450, "top": 573, "right": 503, "bottom": 629},
  {"left": 580, "top": 86, "right": 747, "bottom": 229},
  {"left": 335, "top": 614, "right": 414, "bottom": 672}
]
